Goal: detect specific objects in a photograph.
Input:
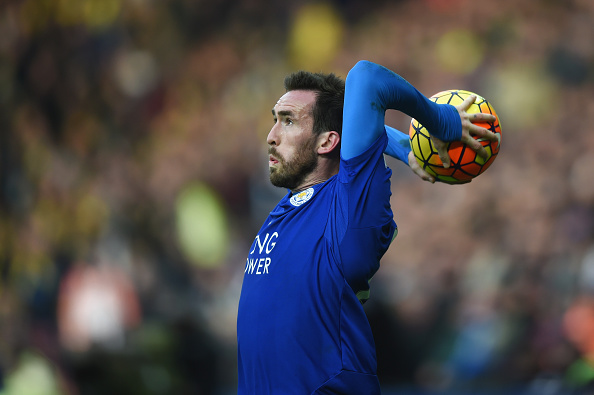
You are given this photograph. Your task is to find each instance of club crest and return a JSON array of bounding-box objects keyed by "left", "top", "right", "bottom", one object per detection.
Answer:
[{"left": 290, "top": 187, "right": 314, "bottom": 207}]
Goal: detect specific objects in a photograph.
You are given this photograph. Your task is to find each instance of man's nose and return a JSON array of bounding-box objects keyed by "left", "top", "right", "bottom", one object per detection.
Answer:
[{"left": 267, "top": 124, "right": 279, "bottom": 146}]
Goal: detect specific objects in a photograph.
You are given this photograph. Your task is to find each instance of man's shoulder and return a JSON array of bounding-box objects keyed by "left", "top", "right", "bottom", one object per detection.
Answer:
[{"left": 339, "top": 133, "right": 388, "bottom": 179}]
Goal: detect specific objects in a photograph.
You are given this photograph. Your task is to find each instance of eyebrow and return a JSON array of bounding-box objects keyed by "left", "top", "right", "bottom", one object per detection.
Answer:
[{"left": 272, "top": 109, "right": 293, "bottom": 117}]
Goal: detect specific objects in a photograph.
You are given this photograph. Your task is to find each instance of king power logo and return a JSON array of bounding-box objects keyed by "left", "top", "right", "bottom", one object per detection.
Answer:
[{"left": 245, "top": 232, "right": 278, "bottom": 275}]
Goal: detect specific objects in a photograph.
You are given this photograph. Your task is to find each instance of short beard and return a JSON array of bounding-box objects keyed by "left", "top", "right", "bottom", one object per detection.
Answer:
[{"left": 269, "top": 137, "right": 318, "bottom": 190}]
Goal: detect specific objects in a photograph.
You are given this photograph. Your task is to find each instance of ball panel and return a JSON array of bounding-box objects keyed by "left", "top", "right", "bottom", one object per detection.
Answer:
[
  {"left": 461, "top": 162, "right": 482, "bottom": 177},
  {"left": 455, "top": 143, "right": 477, "bottom": 165},
  {"left": 435, "top": 174, "right": 462, "bottom": 184},
  {"left": 453, "top": 171, "right": 474, "bottom": 183},
  {"left": 428, "top": 163, "right": 456, "bottom": 177},
  {"left": 482, "top": 154, "right": 497, "bottom": 170},
  {"left": 426, "top": 152, "right": 443, "bottom": 166},
  {"left": 419, "top": 136, "right": 436, "bottom": 162}
]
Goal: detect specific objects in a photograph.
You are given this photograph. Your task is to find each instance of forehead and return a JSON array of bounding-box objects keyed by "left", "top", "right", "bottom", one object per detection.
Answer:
[{"left": 273, "top": 90, "right": 316, "bottom": 116}]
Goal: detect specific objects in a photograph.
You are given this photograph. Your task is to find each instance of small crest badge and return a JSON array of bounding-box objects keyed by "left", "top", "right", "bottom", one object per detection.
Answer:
[{"left": 290, "top": 187, "right": 314, "bottom": 207}]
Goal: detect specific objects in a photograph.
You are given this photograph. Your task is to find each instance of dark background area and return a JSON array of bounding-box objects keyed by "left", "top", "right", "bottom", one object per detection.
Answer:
[{"left": 1, "top": 0, "right": 594, "bottom": 394}]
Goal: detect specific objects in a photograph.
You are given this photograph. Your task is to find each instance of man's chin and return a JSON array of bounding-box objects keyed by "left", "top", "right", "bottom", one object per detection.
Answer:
[
  {"left": 269, "top": 175, "right": 285, "bottom": 188},
  {"left": 269, "top": 172, "right": 295, "bottom": 189},
  {"left": 268, "top": 168, "right": 278, "bottom": 182}
]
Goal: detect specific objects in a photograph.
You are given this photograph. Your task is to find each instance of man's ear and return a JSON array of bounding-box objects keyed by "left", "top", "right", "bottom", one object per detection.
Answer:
[{"left": 317, "top": 131, "right": 340, "bottom": 155}]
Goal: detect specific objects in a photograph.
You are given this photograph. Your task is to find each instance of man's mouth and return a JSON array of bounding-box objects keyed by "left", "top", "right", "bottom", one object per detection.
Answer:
[{"left": 269, "top": 155, "right": 279, "bottom": 166}]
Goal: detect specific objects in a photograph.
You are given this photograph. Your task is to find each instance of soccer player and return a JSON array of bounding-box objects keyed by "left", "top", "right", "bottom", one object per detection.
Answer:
[{"left": 237, "top": 60, "right": 497, "bottom": 394}]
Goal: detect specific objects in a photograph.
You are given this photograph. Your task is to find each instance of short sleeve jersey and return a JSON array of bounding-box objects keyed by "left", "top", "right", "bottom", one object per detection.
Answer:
[{"left": 237, "top": 132, "right": 397, "bottom": 394}]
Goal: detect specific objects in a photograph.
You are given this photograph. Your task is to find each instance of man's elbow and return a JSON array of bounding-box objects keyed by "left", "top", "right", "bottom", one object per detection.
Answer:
[
  {"left": 347, "top": 60, "right": 376, "bottom": 81},
  {"left": 346, "top": 60, "right": 383, "bottom": 93},
  {"left": 345, "top": 60, "right": 388, "bottom": 112}
]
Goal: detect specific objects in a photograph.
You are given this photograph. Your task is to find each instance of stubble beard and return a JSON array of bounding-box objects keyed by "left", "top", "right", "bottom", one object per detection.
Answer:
[{"left": 269, "top": 138, "right": 318, "bottom": 190}]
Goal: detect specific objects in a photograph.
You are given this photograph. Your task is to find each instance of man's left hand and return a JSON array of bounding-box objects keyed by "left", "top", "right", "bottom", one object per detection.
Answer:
[{"left": 434, "top": 94, "right": 499, "bottom": 169}]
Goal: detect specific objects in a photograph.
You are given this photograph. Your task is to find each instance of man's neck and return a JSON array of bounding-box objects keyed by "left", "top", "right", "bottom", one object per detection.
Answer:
[{"left": 291, "top": 163, "right": 339, "bottom": 194}]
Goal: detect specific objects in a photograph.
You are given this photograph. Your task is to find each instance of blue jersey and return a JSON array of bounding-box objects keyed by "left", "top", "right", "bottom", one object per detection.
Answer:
[
  {"left": 238, "top": 133, "right": 395, "bottom": 394},
  {"left": 237, "top": 60, "right": 461, "bottom": 394}
]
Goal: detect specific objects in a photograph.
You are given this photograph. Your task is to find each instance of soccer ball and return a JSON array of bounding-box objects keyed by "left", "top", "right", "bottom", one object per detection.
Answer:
[{"left": 409, "top": 90, "right": 502, "bottom": 184}]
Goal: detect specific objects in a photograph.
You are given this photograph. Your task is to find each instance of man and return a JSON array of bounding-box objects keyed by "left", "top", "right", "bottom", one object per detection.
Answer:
[{"left": 237, "top": 60, "right": 497, "bottom": 394}]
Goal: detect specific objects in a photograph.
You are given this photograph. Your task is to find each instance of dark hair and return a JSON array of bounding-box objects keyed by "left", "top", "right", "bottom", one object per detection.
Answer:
[{"left": 284, "top": 71, "right": 345, "bottom": 137}]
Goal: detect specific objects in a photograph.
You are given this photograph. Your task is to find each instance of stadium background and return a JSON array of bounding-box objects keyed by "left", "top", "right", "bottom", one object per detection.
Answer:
[{"left": 1, "top": 0, "right": 594, "bottom": 394}]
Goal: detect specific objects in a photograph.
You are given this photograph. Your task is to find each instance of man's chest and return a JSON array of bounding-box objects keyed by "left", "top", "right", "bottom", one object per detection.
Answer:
[{"left": 244, "top": 215, "right": 323, "bottom": 276}]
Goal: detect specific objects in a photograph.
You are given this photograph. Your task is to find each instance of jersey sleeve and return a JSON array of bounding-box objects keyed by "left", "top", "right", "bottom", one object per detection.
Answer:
[
  {"left": 333, "top": 133, "right": 396, "bottom": 299},
  {"left": 341, "top": 60, "right": 462, "bottom": 161},
  {"left": 384, "top": 125, "right": 411, "bottom": 164},
  {"left": 333, "top": 60, "right": 462, "bottom": 299}
]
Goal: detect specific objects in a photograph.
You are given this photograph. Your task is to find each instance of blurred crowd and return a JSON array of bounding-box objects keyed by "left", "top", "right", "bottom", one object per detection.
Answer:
[{"left": 1, "top": 0, "right": 594, "bottom": 394}]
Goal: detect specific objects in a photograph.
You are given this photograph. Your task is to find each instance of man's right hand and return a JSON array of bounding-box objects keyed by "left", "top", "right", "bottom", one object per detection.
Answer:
[{"left": 408, "top": 150, "right": 435, "bottom": 184}]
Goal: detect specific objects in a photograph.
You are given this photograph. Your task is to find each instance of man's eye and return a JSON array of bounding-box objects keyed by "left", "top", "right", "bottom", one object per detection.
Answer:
[{"left": 284, "top": 118, "right": 293, "bottom": 125}]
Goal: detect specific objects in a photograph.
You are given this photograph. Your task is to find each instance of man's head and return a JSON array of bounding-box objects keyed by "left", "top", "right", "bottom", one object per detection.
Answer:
[
  {"left": 284, "top": 71, "right": 345, "bottom": 139},
  {"left": 267, "top": 71, "right": 345, "bottom": 191}
]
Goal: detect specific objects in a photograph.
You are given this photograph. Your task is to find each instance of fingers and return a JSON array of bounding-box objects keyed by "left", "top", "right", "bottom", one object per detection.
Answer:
[
  {"left": 430, "top": 135, "right": 451, "bottom": 168},
  {"left": 459, "top": 100, "right": 499, "bottom": 158},
  {"left": 408, "top": 151, "right": 435, "bottom": 183},
  {"left": 470, "top": 112, "right": 496, "bottom": 124},
  {"left": 408, "top": 150, "right": 471, "bottom": 185},
  {"left": 462, "top": 133, "right": 489, "bottom": 159},
  {"left": 459, "top": 94, "right": 477, "bottom": 112},
  {"left": 458, "top": 95, "right": 498, "bottom": 141},
  {"left": 464, "top": 123, "right": 499, "bottom": 160},
  {"left": 470, "top": 125, "right": 499, "bottom": 146}
]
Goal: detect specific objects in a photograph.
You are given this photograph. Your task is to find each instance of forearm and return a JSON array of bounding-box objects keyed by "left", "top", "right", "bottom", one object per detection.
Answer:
[
  {"left": 384, "top": 125, "right": 411, "bottom": 164},
  {"left": 342, "top": 60, "right": 461, "bottom": 160}
]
